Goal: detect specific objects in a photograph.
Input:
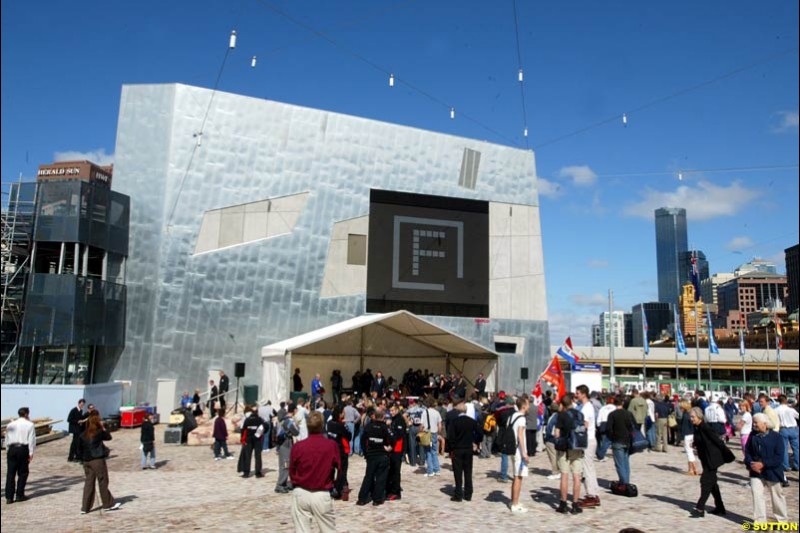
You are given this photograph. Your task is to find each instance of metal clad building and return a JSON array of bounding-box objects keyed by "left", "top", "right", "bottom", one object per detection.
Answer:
[{"left": 112, "top": 83, "right": 549, "bottom": 402}]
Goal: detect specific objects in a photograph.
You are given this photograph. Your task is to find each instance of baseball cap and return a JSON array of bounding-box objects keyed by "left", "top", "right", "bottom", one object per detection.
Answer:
[{"left": 498, "top": 391, "right": 506, "bottom": 399}]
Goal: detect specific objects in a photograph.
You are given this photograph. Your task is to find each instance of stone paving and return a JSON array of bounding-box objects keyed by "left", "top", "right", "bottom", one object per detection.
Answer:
[{"left": 2, "top": 426, "right": 798, "bottom": 533}]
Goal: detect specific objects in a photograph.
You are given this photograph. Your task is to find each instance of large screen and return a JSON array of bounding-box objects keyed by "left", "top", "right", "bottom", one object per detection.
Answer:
[{"left": 367, "top": 189, "right": 489, "bottom": 317}]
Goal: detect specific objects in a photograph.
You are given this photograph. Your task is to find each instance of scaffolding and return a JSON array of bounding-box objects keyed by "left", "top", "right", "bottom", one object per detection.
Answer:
[{"left": 1, "top": 176, "right": 37, "bottom": 382}]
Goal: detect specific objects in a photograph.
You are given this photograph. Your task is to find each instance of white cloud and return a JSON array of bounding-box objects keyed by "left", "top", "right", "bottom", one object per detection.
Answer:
[
  {"left": 725, "top": 236, "right": 754, "bottom": 251},
  {"left": 587, "top": 259, "right": 609, "bottom": 269},
  {"left": 53, "top": 148, "right": 114, "bottom": 166},
  {"left": 537, "top": 177, "right": 562, "bottom": 198},
  {"left": 623, "top": 180, "right": 761, "bottom": 221},
  {"left": 772, "top": 110, "right": 799, "bottom": 133},
  {"left": 549, "top": 311, "right": 597, "bottom": 346},
  {"left": 570, "top": 293, "right": 607, "bottom": 307},
  {"left": 558, "top": 165, "right": 597, "bottom": 187}
]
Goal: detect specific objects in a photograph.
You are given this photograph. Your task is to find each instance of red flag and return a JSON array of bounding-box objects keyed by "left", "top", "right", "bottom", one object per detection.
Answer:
[
  {"left": 540, "top": 356, "right": 566, "bottom": 401},
  {"left": 532, "top": 380, "right": 542, "bottom": 398},
  {"left": 565, "top": 337, "right": 574, "bottom": 351}
]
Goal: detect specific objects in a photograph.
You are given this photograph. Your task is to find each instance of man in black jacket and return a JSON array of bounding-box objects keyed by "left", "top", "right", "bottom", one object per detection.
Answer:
[
  {"left": 140, "top": 412, "right": 156, "bottom": 469},
  {"left": 218, "top": 371, "right": 230, "bottom": 414},
  {"left": 326, "top": 406, "right": 353, "bottom": 499},
  {"left": 447, "top": 398, "right": 482, "bottom": 502},
  {"left": 386, "top": 402, "right": 408, "bottom": 501},
  {"left": 240, "top": 406, "right": 265, "bottom": 478},
  {"left": 606, "top": 395, "right": 635, "bottom": 485},
  {"left": 67, "top": 399, "right": 86, "bottom": 462},
  {"left": 357, "top": 407, "right": 392, "bottom": 506}
]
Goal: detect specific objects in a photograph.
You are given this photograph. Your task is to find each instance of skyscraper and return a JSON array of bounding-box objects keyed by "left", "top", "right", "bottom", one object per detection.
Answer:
[{"left": 655, "top": 207, "right": 688, "bottom": 306}]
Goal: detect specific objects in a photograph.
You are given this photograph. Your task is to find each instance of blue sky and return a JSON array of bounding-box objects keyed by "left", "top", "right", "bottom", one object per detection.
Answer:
[{"left": 2, "top": 1, "right": 798, "bottom": 345}]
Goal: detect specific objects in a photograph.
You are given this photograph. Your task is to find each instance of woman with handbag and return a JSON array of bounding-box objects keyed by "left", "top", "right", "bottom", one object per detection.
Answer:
[
  {"left": 77, "top": 412, "right": 121, "bottom": 514},
  {"left": 689, "top": 407, "right": 735, "bottom": 518}
]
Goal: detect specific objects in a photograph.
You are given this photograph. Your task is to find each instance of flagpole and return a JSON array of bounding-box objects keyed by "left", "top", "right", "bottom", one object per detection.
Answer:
[
  {"left": 776, "top": 317, "right": 782, "bottom": 394},
  {"left": 707, "top": 305, "right": 713, "bottom": 393},
  {"left": 695, "top": 308, "right": 701, "bottom": 391},
  {"left": 674, "top": 309, "right": 680, "bottom": 388},
  {"left": 741, "top": 329, "right": 747, "bottom": 395}
]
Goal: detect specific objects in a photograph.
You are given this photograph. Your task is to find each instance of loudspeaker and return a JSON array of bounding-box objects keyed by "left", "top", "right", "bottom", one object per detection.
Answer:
[
  {"left": 520, "top": 367, "right": 529, "bottom": 380},
  {"left": 235, "top": 362, "right": 245, "bottom": 378},
  {"left": 164, "top": 426, "right": 182, "bottom": 444}
]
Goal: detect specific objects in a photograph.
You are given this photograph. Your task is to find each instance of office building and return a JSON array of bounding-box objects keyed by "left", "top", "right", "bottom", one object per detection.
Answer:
[
  {"left": 632, "top": 302, "right": 672, "bottom": 348},
  {"left": 655, "top": 207, "right": 688, "bottom": 306},
  {"left": 599, "top": 310, "right": 625, "bottom": 348},
  {"left": 717, "top": 272, "right": 788, "bottom": 331},
  {"left": 786, "top": 244, "right": 799, "bottom": 314}
]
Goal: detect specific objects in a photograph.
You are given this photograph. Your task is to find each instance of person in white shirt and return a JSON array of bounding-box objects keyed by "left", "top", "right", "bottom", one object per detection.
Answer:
[
  {"left": 420, "top": 399, "right": 443, "bottom": 476},
  {"left": 4, "top": 407, "right": 36, "bottom": 504},
  {"left": 295, "top": 398, "right": 310, "bottom": 441},
  {"left": 737, "top": 401, "right": 753, "bottom": 454},
  {"left": 596, "top": 398, "right": 617, "bottom": 460},
  {"left": 575, "top": 386, "right": 599, "bottom": 508},
  {"left": 509, "top": 396, "right": 530, "bottom": 514},
  {"left": 645, "top": 392, "right": 657, "bottom": 448},
  {"left": 775, "top": 395, "right": 799, "bottom": 471}
]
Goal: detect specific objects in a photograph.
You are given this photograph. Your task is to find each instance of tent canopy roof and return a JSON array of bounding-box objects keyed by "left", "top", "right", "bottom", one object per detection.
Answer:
[{"left": 261, "top": 310, "right": 497, "bottom": 360}]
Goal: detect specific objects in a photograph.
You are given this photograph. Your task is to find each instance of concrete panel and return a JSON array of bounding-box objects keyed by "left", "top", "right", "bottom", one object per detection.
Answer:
[
  {"left": 195, "top": 210, "right": 221, "bottom": 254},
  {"left": 489, "top": 236, "right": 511, "bottom": 280},
  {"left": 510, "top": 235, "right": 533, "bottom": 277},
  {"left": 489, "top": 278, "right": 511, "bottom": 319},
  {"left": 218, "top": 209, "right": 244, "bottom": 248}
]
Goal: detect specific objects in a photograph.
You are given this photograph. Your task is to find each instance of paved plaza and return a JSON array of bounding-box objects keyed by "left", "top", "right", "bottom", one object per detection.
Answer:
[{"left": 2, "top": 425, "right": 798, "bottom": 533}]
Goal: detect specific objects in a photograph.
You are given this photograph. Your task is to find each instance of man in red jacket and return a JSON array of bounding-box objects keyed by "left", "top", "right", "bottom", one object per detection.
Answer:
[{"left": 290, "top": 411, "right": 341, "bottom": 533}]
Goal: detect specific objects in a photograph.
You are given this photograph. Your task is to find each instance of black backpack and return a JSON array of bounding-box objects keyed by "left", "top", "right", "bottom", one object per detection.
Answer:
[{"left": 497, "top": 414, "right": 524, "bottom": 455}]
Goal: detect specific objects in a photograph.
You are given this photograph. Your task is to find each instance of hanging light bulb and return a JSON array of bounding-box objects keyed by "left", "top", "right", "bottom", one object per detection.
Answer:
[
  {"left": 450, "top": 107, "right": 455, "bottom": 120},
  {"left": 622, "top": 113, "right": 628, "bottom": 126},
  {"left": 229, "top": 30, "right": 237, "bottom": 49},
  {"left": 251, "top": 56, "right": 257, "bottom": 68},
  {"left": 389, "top": 73, "right": 394, "bottom": 87},
  {"left": 518, "top": 68, "right": 524, "bottom": 82},
  {"left": 523, "top": 127, "right": 528, "bottom": 137}
]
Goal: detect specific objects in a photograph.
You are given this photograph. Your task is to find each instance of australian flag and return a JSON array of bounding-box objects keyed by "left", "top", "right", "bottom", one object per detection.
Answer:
[
  {"left": 556, "top": 337, "right": 580, "bottom": 365},
  {"left": 690, "top": 254, "right": 701, "bottom": 302}
]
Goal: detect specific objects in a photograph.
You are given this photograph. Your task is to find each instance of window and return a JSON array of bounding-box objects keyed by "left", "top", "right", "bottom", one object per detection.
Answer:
[
  {"left": 347, "top": 234, "right": 367, "bottom": 265},
  {"left": 495, "top": 342, "right": 517, "bottom": 354},
  {"left": 458, "top": 148, "right": 481, "bottom": 189}
]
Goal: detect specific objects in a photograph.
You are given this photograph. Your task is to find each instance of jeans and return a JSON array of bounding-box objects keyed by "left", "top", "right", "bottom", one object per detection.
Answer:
[
  {"left": 141, "top": 446, "right": 156, "bottom": 468},
  {"left": 596, "top": 434, "right": 612, "bottom": 460},
  {"left": 779, "top": 426, "right": 799, "bottom": 470},
  {"left": 500, "top": 453, "right": 509, "bottom": 480},
  {"left": 611, "top": 443, "right": 630, "bottom": 484},
  {"left": 214, "top": 439, "right": 231, "bottom": 458},
  {"left": 345, "top": 422, "right": 355, "bottom": 455},
  {"left": 407, "top": 425, "right": 422, "bottom": 465},
  {"left": 262, "top": 425, "right": 272, "bottom": 451},
  {"left": 646, "top": 424, "right": 657, "bottom": 449},
  {"left": 424, "top": 433, "right": 440, "bottom": 474},
  {"left": 353, "top": 425, "right": 363, "bottom": 456}
]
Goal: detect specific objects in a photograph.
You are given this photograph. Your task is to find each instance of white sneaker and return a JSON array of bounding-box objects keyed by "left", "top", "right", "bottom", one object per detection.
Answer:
[
  {"left": 424, "top": 473, "right": 434, "bottom": 477},
  {"left": 546, "top": 474, "right": 560, "bottom": 480},
  {"left": 103, "top": 503, "right": 121, "bottom": 512},
  {"left": 510, "top": 504, "right": 528, "bottom": 513},
  {"left": 226, "top": 455, "right": 235, "bottom": 460},
  {"left": 434, "top": 472, "right": 441, "bottom": 476},
  {"left": 215, "top": 457, "right": 222, "bottom": 461}
]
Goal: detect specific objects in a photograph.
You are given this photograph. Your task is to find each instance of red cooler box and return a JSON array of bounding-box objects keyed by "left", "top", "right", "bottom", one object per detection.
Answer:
[{"left": 120, "top": 407, "right": 146, "bottom": 428}]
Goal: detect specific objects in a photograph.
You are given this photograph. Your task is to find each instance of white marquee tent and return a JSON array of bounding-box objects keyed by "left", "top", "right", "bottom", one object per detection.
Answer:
[{"left": 260, "top": 310, "right": 498, "bottom": 404}]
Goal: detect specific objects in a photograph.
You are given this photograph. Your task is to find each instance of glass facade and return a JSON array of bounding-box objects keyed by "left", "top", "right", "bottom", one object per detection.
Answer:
[
  {"left": 655, "top": 207, "right": 688, "bottom": 306},
  {"left": 632, "top": 302, "right": 673, "bottom": 347}
]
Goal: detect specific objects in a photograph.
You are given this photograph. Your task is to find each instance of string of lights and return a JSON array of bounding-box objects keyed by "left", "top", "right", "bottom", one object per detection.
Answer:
[
  {"left": 533, "top": 47, "right": 799, "bottom": 150},
  {"left": 512, "top": 0, "right": 529, "bottom": 147}
]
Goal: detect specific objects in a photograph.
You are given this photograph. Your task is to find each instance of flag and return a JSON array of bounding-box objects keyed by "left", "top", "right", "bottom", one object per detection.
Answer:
[
  {"left": 641, "top": 306, "right": 650, "bottom": 356},
  {"left": 675, "top": 309, "right": 687, "bottom": 355},
  {"left": 690, "top": 253, "right": 701, "bottom": 302},
  {"left": 707, "top": 309, "right": 719, "bottom": 355},
  {"left": 540, "top": 356, "right": 566, "bottom": 401},
  {"left": 776, "top": 319, "right": 783, "bottom": 362},
  {"left": 532, "top": 380, "right": 542, "bottom": 399},
  {"left": 739, "top": 330, "right": 746, "bottom": 358},
  {"left": 556, "top": 337, "right": 580, "bottom": 365}
]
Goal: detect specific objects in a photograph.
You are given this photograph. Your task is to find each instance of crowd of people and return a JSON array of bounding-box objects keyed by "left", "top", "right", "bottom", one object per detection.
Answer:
[
  {"left": 3, "top": 366, "right": 798, "bottom": 531},
  {"left": 231, "top": 368, "right": 799, "bottom": 531}
]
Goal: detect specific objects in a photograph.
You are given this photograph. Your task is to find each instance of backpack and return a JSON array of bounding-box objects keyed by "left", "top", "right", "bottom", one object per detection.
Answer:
[
  {"left": 483, "top": 413, "right": 497, "bottom": 434},
  {"left": 567, "top": 408, "right": 588, "bottom": 450},
  {"left": 275, "top": 416, "right": 298, "bottom": 446},
  {"left": 497, "top": 414, "right": 523, "bottom": 455}
]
